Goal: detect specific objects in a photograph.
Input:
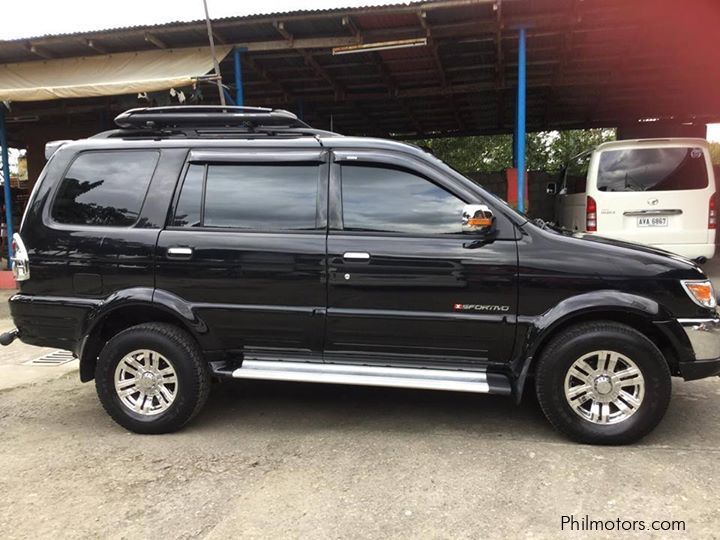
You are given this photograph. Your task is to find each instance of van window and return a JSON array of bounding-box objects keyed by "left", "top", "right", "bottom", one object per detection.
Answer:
[
  {"left": 564, "top": 153, "right": 590, "bottom": 194},
  {"left": 173, "top": 163, "right": 319, "bottom": 230},
  {"left": 52, "top": 150, "right": 158, "bottom": 226},
  {"left": 597, "top": 147, "right": 709, "bottom": 192},
  {"left": 341, "top": 164, "right": 465, "bottom": 234}
]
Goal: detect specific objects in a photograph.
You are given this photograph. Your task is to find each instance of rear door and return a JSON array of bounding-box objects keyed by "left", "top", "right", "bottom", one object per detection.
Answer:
[
  {"left": 155, "top": 148, "right": 328, "bottom": 360},
  {"left": 591, "top": 143, "right": 713, "bottom": 246},
  {"left": 325, "top": 150, "right": 518, "bottom": 370}
]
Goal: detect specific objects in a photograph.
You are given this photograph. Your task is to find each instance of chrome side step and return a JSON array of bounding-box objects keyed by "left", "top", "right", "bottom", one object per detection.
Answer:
[{"left": 231, "top": 360, "right": 511, "bottom": 395}]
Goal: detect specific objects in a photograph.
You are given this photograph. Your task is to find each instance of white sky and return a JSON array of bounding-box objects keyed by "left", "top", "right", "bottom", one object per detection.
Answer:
[
  {"left": 1, "top": 0, "right": 718, "bottom": 142},
  {"left": 0, "top": 0, "right": 406, "bottom": 40}
]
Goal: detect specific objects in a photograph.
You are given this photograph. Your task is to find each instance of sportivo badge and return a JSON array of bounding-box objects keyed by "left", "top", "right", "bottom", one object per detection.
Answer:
[{"left": 453, "top": 304, "right": 510, "bottom": 312}]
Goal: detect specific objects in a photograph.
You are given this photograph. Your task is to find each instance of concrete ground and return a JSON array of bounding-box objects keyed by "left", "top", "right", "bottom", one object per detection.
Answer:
[{"left": 0, "top": 262, "right": 719, "bottom": 539}]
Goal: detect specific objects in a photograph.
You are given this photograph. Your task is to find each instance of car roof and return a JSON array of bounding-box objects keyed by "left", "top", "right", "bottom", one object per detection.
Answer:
[{"left": 594, "top": 137, "right": 710, "bottom": 152}]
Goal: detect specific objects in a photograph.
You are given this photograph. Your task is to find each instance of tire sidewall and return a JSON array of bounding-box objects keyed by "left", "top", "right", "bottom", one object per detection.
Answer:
[
  {"left": 537, "top": 326, "right": 671, "bottom": 444},
  {"left": 96, "top": 326, "right": 202, "bottom": 433}
]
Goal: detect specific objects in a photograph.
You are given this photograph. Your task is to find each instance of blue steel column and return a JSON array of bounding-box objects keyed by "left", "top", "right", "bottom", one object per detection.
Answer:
[
  {"left": 515, "top": 27, "right": 527, "bottom": 213},
  {"left": 0, "top": 106, "right": 13, "bottom": 268},
  {"left": 233, "top": 48, "right": 244, "bottom": 106}
]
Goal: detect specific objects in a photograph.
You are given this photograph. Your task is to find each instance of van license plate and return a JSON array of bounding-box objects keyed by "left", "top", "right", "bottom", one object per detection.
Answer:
[{"left": 637, "top": 216, "right": 668, "bottom": 227}]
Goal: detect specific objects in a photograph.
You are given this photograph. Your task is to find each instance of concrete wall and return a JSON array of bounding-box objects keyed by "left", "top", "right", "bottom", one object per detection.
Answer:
[{"left": 466, "top": 170, "right": 563, "bottom": 221}]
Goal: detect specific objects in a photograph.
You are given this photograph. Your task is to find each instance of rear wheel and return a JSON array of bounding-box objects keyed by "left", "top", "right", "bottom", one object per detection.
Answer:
[
  {"left": 95, "top": 323, "right": 210, "bottom": 434},
  {"left": 535, "top": 321, "right": 672, "bottom": 445}
]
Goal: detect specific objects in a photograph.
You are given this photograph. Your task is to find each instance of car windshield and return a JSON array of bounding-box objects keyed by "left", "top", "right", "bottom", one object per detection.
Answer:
[{"left": 597, "top": 146, "right": 708, "bottom": 192}]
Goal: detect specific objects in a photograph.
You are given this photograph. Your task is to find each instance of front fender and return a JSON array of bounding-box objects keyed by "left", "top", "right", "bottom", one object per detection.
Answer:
[{"left": 511, "top": 290, "right": 675, "bottom": 402}]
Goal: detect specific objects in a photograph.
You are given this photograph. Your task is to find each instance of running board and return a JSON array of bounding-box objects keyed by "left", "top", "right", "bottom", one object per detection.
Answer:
[{"left": 231, "top": 360, "right": 512, "bottom": 395}]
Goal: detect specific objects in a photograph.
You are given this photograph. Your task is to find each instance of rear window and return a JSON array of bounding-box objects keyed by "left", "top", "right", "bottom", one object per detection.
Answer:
[
  {"left": 597, "top": 147, "right": 708, "bottom": 192},
  {"left": 52, "top": 150, "right": 158, "bottom": 226}
]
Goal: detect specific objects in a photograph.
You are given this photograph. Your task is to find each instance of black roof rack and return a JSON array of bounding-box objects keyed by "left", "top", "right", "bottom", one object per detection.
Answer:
[{"left": 114, "top": 106, "right": 311, "bottom": 130}]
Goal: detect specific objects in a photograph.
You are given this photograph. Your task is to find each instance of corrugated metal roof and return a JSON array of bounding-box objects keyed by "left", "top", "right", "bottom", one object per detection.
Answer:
[{"left": 1, "top": 1, "right": 427, "bottom": 42}]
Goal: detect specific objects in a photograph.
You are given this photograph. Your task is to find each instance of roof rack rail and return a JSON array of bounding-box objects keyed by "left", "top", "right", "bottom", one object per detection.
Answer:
[
  {"left": 114, "top": 106, "right": 311, "bottom": 130},
  {"left": 92, "top": 125, "right": 341, "bottom": 140}
]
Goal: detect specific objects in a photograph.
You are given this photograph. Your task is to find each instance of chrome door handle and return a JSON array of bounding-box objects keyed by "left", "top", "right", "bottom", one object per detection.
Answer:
[
  {"left": 343, "top": 252, "right": 370, "bottom": 261},
  {"left": 167, "top": 246, "right": 193, "bottom": 259}
]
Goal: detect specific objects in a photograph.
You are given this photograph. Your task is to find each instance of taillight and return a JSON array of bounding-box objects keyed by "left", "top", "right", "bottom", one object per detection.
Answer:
[
  {"left": 586, "top": 195, "right": 597, "bottom": 232},
  {"left": 709, "top": 193, "right": 717, "bottom": 230}
]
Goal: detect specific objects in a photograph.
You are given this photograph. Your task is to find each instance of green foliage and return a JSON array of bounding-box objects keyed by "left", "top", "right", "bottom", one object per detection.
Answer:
[
  {"left": 411, "top": 129, "right": 616, "bottom": 173},
  {"left": 710, "top": 142, "right": 720, "bottom": 165}
]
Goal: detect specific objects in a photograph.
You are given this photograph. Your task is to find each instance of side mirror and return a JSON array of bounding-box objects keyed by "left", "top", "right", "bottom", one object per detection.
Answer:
[
  {"left": 546, "top": 182, "right": 557, "bottom": 195},
  {"left": 462, "top": 204, "right": 495, "bottom": 234}
]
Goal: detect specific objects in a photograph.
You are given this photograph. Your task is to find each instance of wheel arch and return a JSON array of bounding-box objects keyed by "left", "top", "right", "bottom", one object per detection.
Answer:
[
  {"left": 78, "top": 288, "right": 212, "bottom": 382},
  {"left": 512, "top": 291, "right": 687, "bottom": 403}
]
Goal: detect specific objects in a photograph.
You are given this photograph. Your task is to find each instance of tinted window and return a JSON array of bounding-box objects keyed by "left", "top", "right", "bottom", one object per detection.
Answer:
[
  {"left": 172, "top": 164, "right": 204, "bottom": 227},
  {"left": 341, "top": 164, "right": 465, "bottom": 234},
  {"left": 597, "top": 147, "right": 708, "bottom": 192},
  {"left": 52, "top": 151, "right": 158, "bottom": 226},
  {"left": 202, "top": 164, "right": 318, "bottom": 229},
  {"left": 564, "top": 152, "right": 590, "bottom": 194}
]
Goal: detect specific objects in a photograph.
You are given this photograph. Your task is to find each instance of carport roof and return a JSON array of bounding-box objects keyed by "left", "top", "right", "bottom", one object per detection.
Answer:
[{"left": 2, "top": 0, "right": 719, "bottom": 140}]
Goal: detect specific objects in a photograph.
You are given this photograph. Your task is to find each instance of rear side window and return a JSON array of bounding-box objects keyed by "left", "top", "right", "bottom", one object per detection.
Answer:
[
  {"left": 52, "top": 150, "right": 158, "bottom": 226},
  {"left": 597, "top": 147, "right": 709, "bottom": 192},
  {"left": 172, "top": 163, "right": 320, "bottom": 230},
  {"left": 341, "top": 164, "right": 466, "bottom": 234}
]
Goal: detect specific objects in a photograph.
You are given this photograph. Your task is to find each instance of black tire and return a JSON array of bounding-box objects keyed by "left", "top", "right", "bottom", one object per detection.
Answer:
[
  {"left": 535, "top": 321, "right": 672, "bottom": 445},
  {"left": 95, "top": 322, "right": 210, "bottom": 434}
]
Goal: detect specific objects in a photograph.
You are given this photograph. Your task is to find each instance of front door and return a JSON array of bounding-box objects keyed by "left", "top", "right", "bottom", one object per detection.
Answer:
[
  {"left": 155, "top": 148, "right": 328, "bottom": 360},
  {"left": 325, "top": 151, "right": 518, "bottom": 370}
]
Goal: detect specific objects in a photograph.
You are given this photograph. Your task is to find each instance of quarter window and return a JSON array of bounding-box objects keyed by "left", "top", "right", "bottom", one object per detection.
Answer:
[
  {"left": 172, "top": 163, "right": 320, "bottom": 230},
  {"left": 52, "top": 150, "right": 158, "bottom": 226},
  {"left": 341, "top": 164, "right": 466, "bottom": 234}
]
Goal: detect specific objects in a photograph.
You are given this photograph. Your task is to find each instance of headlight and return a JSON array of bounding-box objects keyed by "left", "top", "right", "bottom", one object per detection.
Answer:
[{"left": 681, "top": 280, "right": 717, "bottom": 309}]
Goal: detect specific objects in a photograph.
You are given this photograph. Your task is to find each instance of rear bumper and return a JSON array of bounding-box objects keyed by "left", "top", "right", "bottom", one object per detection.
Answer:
[{"left": 678, "top": 318, "right": 720, "bottom": 380}]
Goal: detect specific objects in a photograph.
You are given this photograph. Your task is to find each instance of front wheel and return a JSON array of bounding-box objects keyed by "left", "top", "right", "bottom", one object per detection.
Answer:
[
  {"left": 95, "top": 323, "right": 210, "bottom": 434},
  {"left": 535, "top": 321, "right": 672, "bottom": 445}
]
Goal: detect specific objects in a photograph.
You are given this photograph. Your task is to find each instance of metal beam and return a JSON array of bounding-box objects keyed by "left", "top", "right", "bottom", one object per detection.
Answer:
[
  {"left": 234, "top": 48, "right": 244, "bottom": 106},
  {"left": 0, "top": 106, "right": 14, "bottom": 269},
  {"left": 515, "top": 28, "right": 527, "bottom": 213}
]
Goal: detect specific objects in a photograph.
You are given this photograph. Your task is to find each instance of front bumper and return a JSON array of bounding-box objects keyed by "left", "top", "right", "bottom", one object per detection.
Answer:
[{"left": 678, "top": 318, "right": 720, "bottom": 381}]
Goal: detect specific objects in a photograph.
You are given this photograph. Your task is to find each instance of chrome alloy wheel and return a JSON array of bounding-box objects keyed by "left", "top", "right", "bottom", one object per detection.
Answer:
[
  {"left": 114, "top": 349, "right": 178, "bottom": 416},
  {"left": 563, "top": 350, "right": 645, "bottom": 425}
]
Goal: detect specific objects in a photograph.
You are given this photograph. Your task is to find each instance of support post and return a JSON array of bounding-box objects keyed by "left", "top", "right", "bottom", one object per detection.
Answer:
[
  {"left": 234, "top": 48, "right": 244, "bottom": 106},
  {"left": 0, "top": 106, "right": 14, "bottom": 269},
  {"left": 515, "top": 27, "right": 527, "bottom": 213}
]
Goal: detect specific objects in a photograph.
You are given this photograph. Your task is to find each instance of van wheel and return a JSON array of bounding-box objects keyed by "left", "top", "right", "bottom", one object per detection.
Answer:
[
  {"left": 95, "top": 323, "right": 210, "bottom": 434},
  {"left": 535, "top": 321, "right": 671, "bottom": 445}
]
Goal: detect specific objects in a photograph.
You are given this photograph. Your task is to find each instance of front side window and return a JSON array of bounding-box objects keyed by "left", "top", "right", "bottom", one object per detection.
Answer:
[
  {"left": 597, "top": 147, "right": 708, "bottom": 192},
  {"left": 341, "top": 164, "right": 466, "bottom": 234},
  {"left": 172, "top": 163, "right": 320, "bottom": 230},
  {"left": 52, "top": 150, "right": 158, "bottom": 226}
]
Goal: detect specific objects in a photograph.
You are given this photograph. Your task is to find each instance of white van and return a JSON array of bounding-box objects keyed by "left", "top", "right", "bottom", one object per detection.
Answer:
[{"left": 554, "top": 138, "right": 716, "bottom": 261}]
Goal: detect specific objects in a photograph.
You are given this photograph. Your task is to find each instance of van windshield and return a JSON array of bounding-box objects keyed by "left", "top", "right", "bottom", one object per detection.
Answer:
[{"left": 597, "top": 147, "right": 708, "bottom": 192}]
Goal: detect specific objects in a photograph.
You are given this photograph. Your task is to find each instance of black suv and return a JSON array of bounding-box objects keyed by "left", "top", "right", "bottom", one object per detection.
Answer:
[{"left": 4, "top": 106, "right": 720, "bottom": 444}]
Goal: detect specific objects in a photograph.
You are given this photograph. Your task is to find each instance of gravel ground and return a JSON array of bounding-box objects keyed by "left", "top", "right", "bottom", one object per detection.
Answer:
[{"left": 1, "top": 372, "right": 719, "bottom": 539}]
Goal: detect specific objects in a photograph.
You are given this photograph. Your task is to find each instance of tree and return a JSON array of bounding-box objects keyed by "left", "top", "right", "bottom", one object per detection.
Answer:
[
  {"left": 710, "top": 142, "right": 720, "bottom": 165},
  {"left": 411, "top": 129, "right": 615, "bottom": 173}
]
